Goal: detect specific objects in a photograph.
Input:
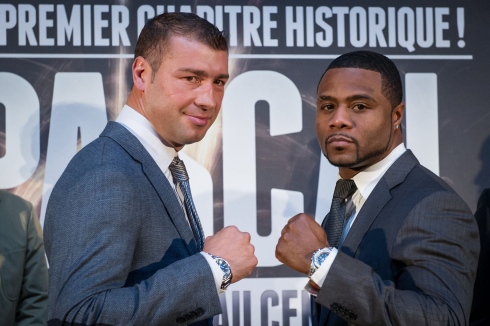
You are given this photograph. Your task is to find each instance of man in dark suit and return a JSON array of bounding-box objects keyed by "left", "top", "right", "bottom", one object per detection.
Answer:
[
  {"left": 0, "top": 190, "right": 48, "bottom": 326},
  {"left": 44, "top": 13, "right": 257, "bottom": 325},
  {"left": 470, "top": 188, "right": 490, "bottom": 325},
  {"left": 276, "top": 51, "right": 479, "bottom": 325}
]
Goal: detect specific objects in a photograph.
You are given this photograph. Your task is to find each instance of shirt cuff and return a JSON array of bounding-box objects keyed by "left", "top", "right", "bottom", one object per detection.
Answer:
[
  {"left": 200, "top": 252, "right": 226, "bottom": 293},
  {"left": 305, "top": 248, "right": 338, "bottom": 296}
]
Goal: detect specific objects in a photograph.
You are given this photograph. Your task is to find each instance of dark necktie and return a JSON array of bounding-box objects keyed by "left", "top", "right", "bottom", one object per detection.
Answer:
[
  {"left": 324, "top": 179, "right": 357, "bottom": 248},
  {"left": 169, "top": 156, "right": 205, "bottom": 251}
]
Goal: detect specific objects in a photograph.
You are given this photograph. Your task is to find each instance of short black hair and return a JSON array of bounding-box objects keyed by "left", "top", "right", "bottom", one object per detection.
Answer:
[
  {"left": 323, "top": 51, "right": 403, "bottom": 108},
  {"left": 135, "top": 12, "right": 228, "bottom": 76}
]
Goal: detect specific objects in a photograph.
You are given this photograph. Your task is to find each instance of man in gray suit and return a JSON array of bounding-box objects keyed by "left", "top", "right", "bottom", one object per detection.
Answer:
[
  {"left": 276, "top": 51, "right": 479, "bottom": 325},
  {"left": 44, "top": 13, "right": 257, "bottom": 325}
]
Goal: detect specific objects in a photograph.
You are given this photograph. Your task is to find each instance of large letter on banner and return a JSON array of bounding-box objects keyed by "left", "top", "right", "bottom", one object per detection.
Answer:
[
  {"left": 0, "top": 72, "right": 40, "bottom": 189},
  {"left": 222, "top": 70, "right": 303, "bottom": 266},
  {"left": 405, "top": 73, "right": 440, "bottom": 175}
]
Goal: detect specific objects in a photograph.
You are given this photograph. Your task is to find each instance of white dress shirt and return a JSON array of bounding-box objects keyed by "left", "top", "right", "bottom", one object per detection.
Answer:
[
  {"left": 116, "top": 105, "right": 224, "bottom": 293},
  {"left": 309, "top": 144, "right": 407, "bottom": 292}
]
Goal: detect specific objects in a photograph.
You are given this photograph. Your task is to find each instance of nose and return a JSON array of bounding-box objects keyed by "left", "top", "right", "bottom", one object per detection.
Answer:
[
  {"left": 195, "top": 82, "right": 218, "bottom": 111},
  {"left": 329, "top": 106, "right": 353, "bottom": 129}
]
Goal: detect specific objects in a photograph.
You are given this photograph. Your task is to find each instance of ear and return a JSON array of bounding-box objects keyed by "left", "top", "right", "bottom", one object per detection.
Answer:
[
  {"left": 132, "top": 56, "right": 150, "bottom": 91},
  {"left": 392, "top": 102, "right": 404, "bottom": 128}
]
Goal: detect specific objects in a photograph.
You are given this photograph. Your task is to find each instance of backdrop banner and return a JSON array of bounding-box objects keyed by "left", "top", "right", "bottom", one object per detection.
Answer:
[{"left": 1, "top": 1, "right": 489, "bottom": 325}]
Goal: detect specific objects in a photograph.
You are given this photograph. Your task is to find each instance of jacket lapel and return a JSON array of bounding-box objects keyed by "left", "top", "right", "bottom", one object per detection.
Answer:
[
  {"left": 100, "top": 122, "right": 198, "bottom": 254},
  {"left": 340, "top": 150, "right": 419, "bottom": 257},
  {"left": 340, "top": 180, "right": 391, "bottom": 257}
]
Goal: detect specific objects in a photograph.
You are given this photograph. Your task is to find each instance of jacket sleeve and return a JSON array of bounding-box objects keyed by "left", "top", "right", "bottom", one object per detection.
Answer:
[
  {"left": 315, "top": 190, "right": 480, "bottom": 326},
  {"left": 17, "top": 202, "right": 49, "bottom": 326}
]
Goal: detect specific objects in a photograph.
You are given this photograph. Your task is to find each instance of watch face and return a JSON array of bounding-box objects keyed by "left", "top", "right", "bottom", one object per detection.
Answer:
[
  {"left": 313, "top": 248, "right": 331, "bottom": 268},
  {"left": 214, "top": 257, "right": 232, "bottom": 282},
  {"left": 215, "top": 258, "right": 232, "bottom": 290},
  {"left": 217, "top": 259, "right": 231, "bottom": 275},
  {"left": 315, "top": 252, "right": 329, "bottom": 266},
  {"left": 208, "top": 254, "right": 233, "bottom": 290}
]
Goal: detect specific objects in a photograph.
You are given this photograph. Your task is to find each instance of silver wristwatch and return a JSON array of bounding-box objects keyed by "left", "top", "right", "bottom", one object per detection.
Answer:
[
  {"left": 308, "top": 247, "right": 334, "bottom": 277},
  {"left": 211, "top": 255, "right": 232, "bottom": 290}
]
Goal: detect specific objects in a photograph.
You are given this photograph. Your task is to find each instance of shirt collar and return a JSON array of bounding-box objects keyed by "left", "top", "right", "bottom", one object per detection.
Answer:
[
  {"left": 351, "top": 143, "right": 406, "bottom": 202},
  {"left": 116, "top": 105, "right": 177, "bottom": 171}
]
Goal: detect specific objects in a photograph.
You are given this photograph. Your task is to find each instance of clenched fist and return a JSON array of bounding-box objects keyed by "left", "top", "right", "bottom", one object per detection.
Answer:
[
  {"left": 275, "top": 213, "right": 329, "bottom": 274},
  {"left": 203, "top": 226, "right": 258, "bottom": 283}
]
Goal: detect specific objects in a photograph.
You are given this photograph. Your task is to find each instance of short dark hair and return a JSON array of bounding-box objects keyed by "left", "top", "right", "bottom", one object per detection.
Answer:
[
  {"left": 134, "top": 12, "right": 228, "bottom": 75},
  {"left": 323, "top": 51, "right": 403, "bottom": 108}
]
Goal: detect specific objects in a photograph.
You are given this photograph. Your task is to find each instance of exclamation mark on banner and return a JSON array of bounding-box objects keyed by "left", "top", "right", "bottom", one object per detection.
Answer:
[{"left": 457, "top": 8, "right": 465, "bottom": 48}]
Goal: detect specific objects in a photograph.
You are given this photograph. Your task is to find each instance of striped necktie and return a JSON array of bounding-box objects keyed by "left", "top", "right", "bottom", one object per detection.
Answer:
[{"left": 169, "top": 156, "right": 205, "bottom": 251}]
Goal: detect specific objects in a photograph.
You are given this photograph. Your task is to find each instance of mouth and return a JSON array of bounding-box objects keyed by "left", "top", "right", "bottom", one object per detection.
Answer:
[
  {"left": 327, "top": 134, "right": 355, "bottom": 147},
  {"left": 185, "top": 114, "right": 210, "bottom": 126}
]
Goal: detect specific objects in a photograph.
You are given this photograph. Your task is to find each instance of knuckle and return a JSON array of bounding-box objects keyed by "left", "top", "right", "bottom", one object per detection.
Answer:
[
  {"left": 275, "top": 251, "right": 282, "bottom": 261},
  {"left": 227, "top": 225, "right": 239, "bottom": 232},
  {"left": 241, "top": 231, "right": 251, "bottom": 241},
  {"left": 282, "top": 232, "right": 290, "bottom": 241}
]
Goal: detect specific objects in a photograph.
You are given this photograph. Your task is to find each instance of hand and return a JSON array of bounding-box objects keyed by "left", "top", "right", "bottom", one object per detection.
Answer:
[
  {"left": 203, "top": 226, "right": 258, "bottom": 283},
  {"left": 275, "top": 213, "right": 329, "bottom": 274}
]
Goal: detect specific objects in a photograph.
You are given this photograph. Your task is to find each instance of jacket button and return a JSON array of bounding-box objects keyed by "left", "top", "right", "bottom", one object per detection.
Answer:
[{"left": 176, "top": 317, "right": 185, "bottom": 324}]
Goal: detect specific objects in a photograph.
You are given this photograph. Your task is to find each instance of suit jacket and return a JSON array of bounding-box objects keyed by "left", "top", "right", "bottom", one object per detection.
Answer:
[
  {"left": 0, "top": 190, "right": 48, "bottom": 326},
  {"left": 44, "top": 122, "right": 221, "bottom": 325},
  {"left": 313, "top": 150, "right": 479, "bottom": 325},
  {"left": 470, "top": 188, "right": 490, "bottom": 325}
]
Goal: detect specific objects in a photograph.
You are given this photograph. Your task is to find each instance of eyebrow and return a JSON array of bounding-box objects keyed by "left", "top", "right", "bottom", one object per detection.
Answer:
[
  {"left": 318, "top": 94, "right": 376, "bottom": 102},
  {"left": 177, "top": 68, "right": 229, "bottom": 80}
]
